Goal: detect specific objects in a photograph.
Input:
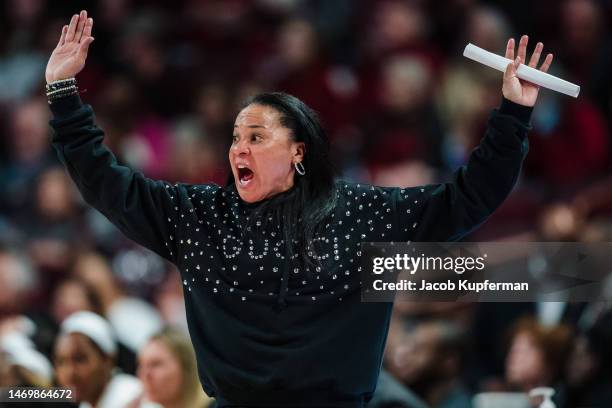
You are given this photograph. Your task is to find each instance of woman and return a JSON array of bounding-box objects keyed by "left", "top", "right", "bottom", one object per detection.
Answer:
[
  {"left": 46, "top": 10, "right": 553, "bottom": 407},
  {"left": 54, "top": 311, "right": 142, "bottom": 408},
  {"left": 128, "top": 328, "right": 215, "bottom": 408},
  {"left": 505, "top": 318, "right": 573, "bottom": 393}
]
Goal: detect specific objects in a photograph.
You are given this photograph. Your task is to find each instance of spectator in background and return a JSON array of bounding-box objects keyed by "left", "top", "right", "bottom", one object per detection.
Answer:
[
  {"left": 167, "top": 84, "right": 229, "bottom": 185},
  {"left": 439, "top": 5, "right": 512, "bottom": 169},
  {"left": 557, "top": 0, "right": 612, "bottom": 125},
  {"left": 523, "top": 89, "right": 609, "bottom": 195},
  {"left": 93, "top": 76, "right": 141, "bottom": 153},
  {"left": 356, "top": 0, "right": 445, "bottom": 129},
  {"left": 0, "top": 331, "right": 53, "bottom": 387},
  {"left": 0, "top": 0, "right": 47, "bottom": 104},
  {"left": 154, "top": 271, "right": 190, "bottom": 335},
  {"left": 504, "top": 318, "right": 573, "bottom": 393},
  {"left": 193, "top": 83, "right": 233, "bottom": 143},
  {"left": 563, "top": 311, "right": 612, "bottom": 408},
  {"left": 0, "top": 97, "right": 56, "bottom": 220},
  {"left": 25, "top": 166, "right": 84, "bottom": 277},
  {"left": 128, "top": 327, "right": 215, "bottom": 408},
  {"left": 0, "top": 246, "right": 38, "bottom": 317},
  {"left": 115, "top": 10, "right": 178, "bottom": 118},
  {"left": 384, "top": 318, "right": 472, "bottom": 408},
  {"left": 259, "top": 17, "right": 358, "bottom": 137},
  {"left": 70, "top": 251, "right": 163, "bottom": 373},
  {"left": 54, "top": 311, "right": 141, "bottom": 408},
  {"left": 359, "top": 0, "right": 444, "bottom": 77},
  {"left": 362, "top": 54, "right": 444, "bottom": 187},
  {"left": 51, "top": 278, "right": 103, "bottom": 324}
]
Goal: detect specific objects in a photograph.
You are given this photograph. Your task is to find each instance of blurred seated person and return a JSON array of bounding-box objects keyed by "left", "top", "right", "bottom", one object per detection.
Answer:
[
  {"left": 564, "top": 311, "right": 612, "bottom": 408},
  {"left": 505, "top": 318, "right": 572, "bottom": 396},
  {"left": 51, "top": 278, "right": 103, "bottom": 325},
  {"left": 128, "top": 327, "right": 215, "bottom": 408},
  {"left": 362, "top": 55, "right": 445, "bottom": 187},
  {"left": 0, "top": 331, "right": 53, "bottom": 387},
  {"left": 54, "top": 311, "right": 141, "bottom": 408},
  {"left": 384, "top": 317, "right": 473, "bottom": 408}
]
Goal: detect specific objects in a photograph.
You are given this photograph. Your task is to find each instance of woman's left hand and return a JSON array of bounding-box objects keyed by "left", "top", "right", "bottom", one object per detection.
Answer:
[{"left": 502, "top": 35, "right": 553, "bottom": 107}]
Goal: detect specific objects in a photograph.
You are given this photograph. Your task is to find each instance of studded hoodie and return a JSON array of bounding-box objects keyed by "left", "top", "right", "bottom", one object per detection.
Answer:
[{"left": 49, "top": 94, "right": 532, "bottom": 407}]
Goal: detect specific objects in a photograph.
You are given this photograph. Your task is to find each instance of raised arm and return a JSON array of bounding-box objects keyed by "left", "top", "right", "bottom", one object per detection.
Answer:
[
  {"left": 397, "top": 36, "right": 554, "bottom": 242},
  {"left": 46, "top": 11, "right": 181, "bottom": 262}
]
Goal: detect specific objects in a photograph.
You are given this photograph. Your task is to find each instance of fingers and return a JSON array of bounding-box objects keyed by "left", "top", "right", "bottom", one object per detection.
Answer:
[
  {"left": 78, "top": 36, "right": 95, "bottom": 59},
  {"left": 504, "top": 62, "right": 514, "bottom": 81},
  {"left": 539, "top": 53, "right": 554, "bottom": 73},
  {"left": 509, "top": 35, "right": 554, "bottom": 73},
  {"left": 505, "top": 38, "right": 514, "bottom": 60},
  {"left": 66, "top": 14, "right": 78, "bottom": 42},
  {"left": 65, "top": 10, "right": 91, "bottom": 43},
  {"left": 82, "top": 17, "right": 93, "bottom": 40},
  {"left": 517, "top": 35, "right": 528, "bottom": 64},
  {"left": 528, "top": 42, "right": 543, "bottom": 68},
  {"left": 75, "top": 10, "right": 87, "bottom": 43},
  {"left": 57, "top": 25, "right": 68, "bottom": 47},
  {"left": 504, "top": 57, "right": 519, "bottom": 81}
]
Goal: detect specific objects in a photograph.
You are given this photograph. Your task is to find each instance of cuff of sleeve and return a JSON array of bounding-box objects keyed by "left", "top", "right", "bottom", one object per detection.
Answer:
[
  {"left": 49, "top": 94, "right": 84, "bottom": 118},
  {"left": 499, "top": 97, "right": 533, "bottom": 124}
]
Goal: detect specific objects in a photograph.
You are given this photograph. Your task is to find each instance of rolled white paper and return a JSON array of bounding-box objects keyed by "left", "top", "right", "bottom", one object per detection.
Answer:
[{"left": 463, "top": 43, "right": 580, "bottom": 98}]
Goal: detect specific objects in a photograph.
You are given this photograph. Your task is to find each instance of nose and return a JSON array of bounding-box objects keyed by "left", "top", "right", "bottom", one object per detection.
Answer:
[{"left": 231, "top": 138, "right": 250, "bottom": 156}]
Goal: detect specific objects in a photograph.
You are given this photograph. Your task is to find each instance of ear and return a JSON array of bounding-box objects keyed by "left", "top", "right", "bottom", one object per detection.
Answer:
[{"left": 292, "top": 142, "right": 305, "bottom": 162}]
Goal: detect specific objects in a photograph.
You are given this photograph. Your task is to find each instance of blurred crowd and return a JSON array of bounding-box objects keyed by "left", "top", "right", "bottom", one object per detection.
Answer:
[{"left": 1, "top": 0, "right": 612, "bottom": 407}]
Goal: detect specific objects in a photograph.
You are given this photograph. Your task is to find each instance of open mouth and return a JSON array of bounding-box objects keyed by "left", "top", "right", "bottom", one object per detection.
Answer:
[{"left": 237, "top": 165, "right": 254, "bottom": 186}]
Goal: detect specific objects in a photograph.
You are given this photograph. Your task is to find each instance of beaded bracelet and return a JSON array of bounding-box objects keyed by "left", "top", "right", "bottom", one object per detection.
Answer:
[{"left": 46, "top": 78, "right": 78, "bottom": 104}]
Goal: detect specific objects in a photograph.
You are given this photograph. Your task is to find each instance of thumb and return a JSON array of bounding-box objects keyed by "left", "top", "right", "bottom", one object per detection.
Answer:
[{"left": 78, "top": 36, "right": 94, "bottom": 58}]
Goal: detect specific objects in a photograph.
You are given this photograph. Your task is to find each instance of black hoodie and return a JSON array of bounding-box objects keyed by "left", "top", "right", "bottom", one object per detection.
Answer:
[{"left": 49, "top": 94, "right": 531, "bottom": 407}]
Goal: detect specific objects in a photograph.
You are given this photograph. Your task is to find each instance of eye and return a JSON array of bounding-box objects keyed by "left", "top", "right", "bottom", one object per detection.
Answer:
[
  {"left": 232, "top": 134, "right": 239, "bottom": 143},
  {"left": 251, "top": 133, "right": 263, "bottom": 142}
]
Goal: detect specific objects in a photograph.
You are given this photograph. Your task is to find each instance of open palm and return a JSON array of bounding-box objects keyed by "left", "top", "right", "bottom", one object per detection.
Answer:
[
  {"left": 502, "top": 35, "right": 554, "bottom": 107},
  {"left": 46, "top": 10, "right": 94, "bottom": 84}
]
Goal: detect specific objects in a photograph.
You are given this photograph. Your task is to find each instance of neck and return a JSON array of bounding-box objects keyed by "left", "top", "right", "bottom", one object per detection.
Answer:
[
  {"left": 157, "top": 397, "right": 183, "bottom": 408},
  {"left": 88, "top": 371, "right": 113, "bottom": 407}
]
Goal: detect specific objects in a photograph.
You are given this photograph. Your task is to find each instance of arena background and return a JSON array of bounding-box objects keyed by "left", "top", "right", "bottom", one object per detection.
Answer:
[{"left": 1, "top": 0, "right": 611, "bottom": 407}]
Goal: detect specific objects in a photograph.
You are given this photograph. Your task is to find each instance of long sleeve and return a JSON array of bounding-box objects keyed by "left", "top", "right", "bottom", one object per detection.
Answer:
[
  {"left": 48, "top": 94, "right": 181, "bottom": 263},
  {"left": 394, "top": 98, "right": 533, "bottom": 242}
]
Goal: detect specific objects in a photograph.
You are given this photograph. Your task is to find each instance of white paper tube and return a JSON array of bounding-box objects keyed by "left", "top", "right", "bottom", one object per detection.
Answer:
[{"left": 463, "top": 43, "right": 580, "bottom": 98}]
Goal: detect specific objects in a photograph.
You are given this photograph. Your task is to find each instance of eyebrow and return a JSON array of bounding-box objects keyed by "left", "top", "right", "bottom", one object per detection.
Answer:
[{"left": 233, "top": 124, "right": 266, "bottom": 128}]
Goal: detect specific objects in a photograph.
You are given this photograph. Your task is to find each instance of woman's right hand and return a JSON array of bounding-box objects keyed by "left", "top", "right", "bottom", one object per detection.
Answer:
[{"left": 45, "top": 10, "right": 94, "bottom": 84}]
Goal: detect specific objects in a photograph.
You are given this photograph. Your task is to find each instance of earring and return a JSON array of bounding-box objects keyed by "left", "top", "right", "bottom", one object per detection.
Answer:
[{"left": 294, "top": 162, "right": 306, "bottom": 176}]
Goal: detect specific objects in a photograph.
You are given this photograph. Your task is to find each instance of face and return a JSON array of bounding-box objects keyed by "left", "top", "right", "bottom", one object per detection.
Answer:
[
  {"left": 36, "top": 168, "right": 74, "bottom": 219},
  {"left": 386, "top": 324, "right": 440, "bottom": 386},
  {"left": 137, "top": 339, "right": 183, "bottom": 405},
  {"left": 54, "top": 333, "right": 112, "bottom": 403},
  {"left": 505, "top": 332, "right": 547, "bottom": 389},
  {"left": 229, "top": 104, "right": 304, "bottom": 203},
  {"left": 51, "top": 280, "right": 94, "bottom": 323}
]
